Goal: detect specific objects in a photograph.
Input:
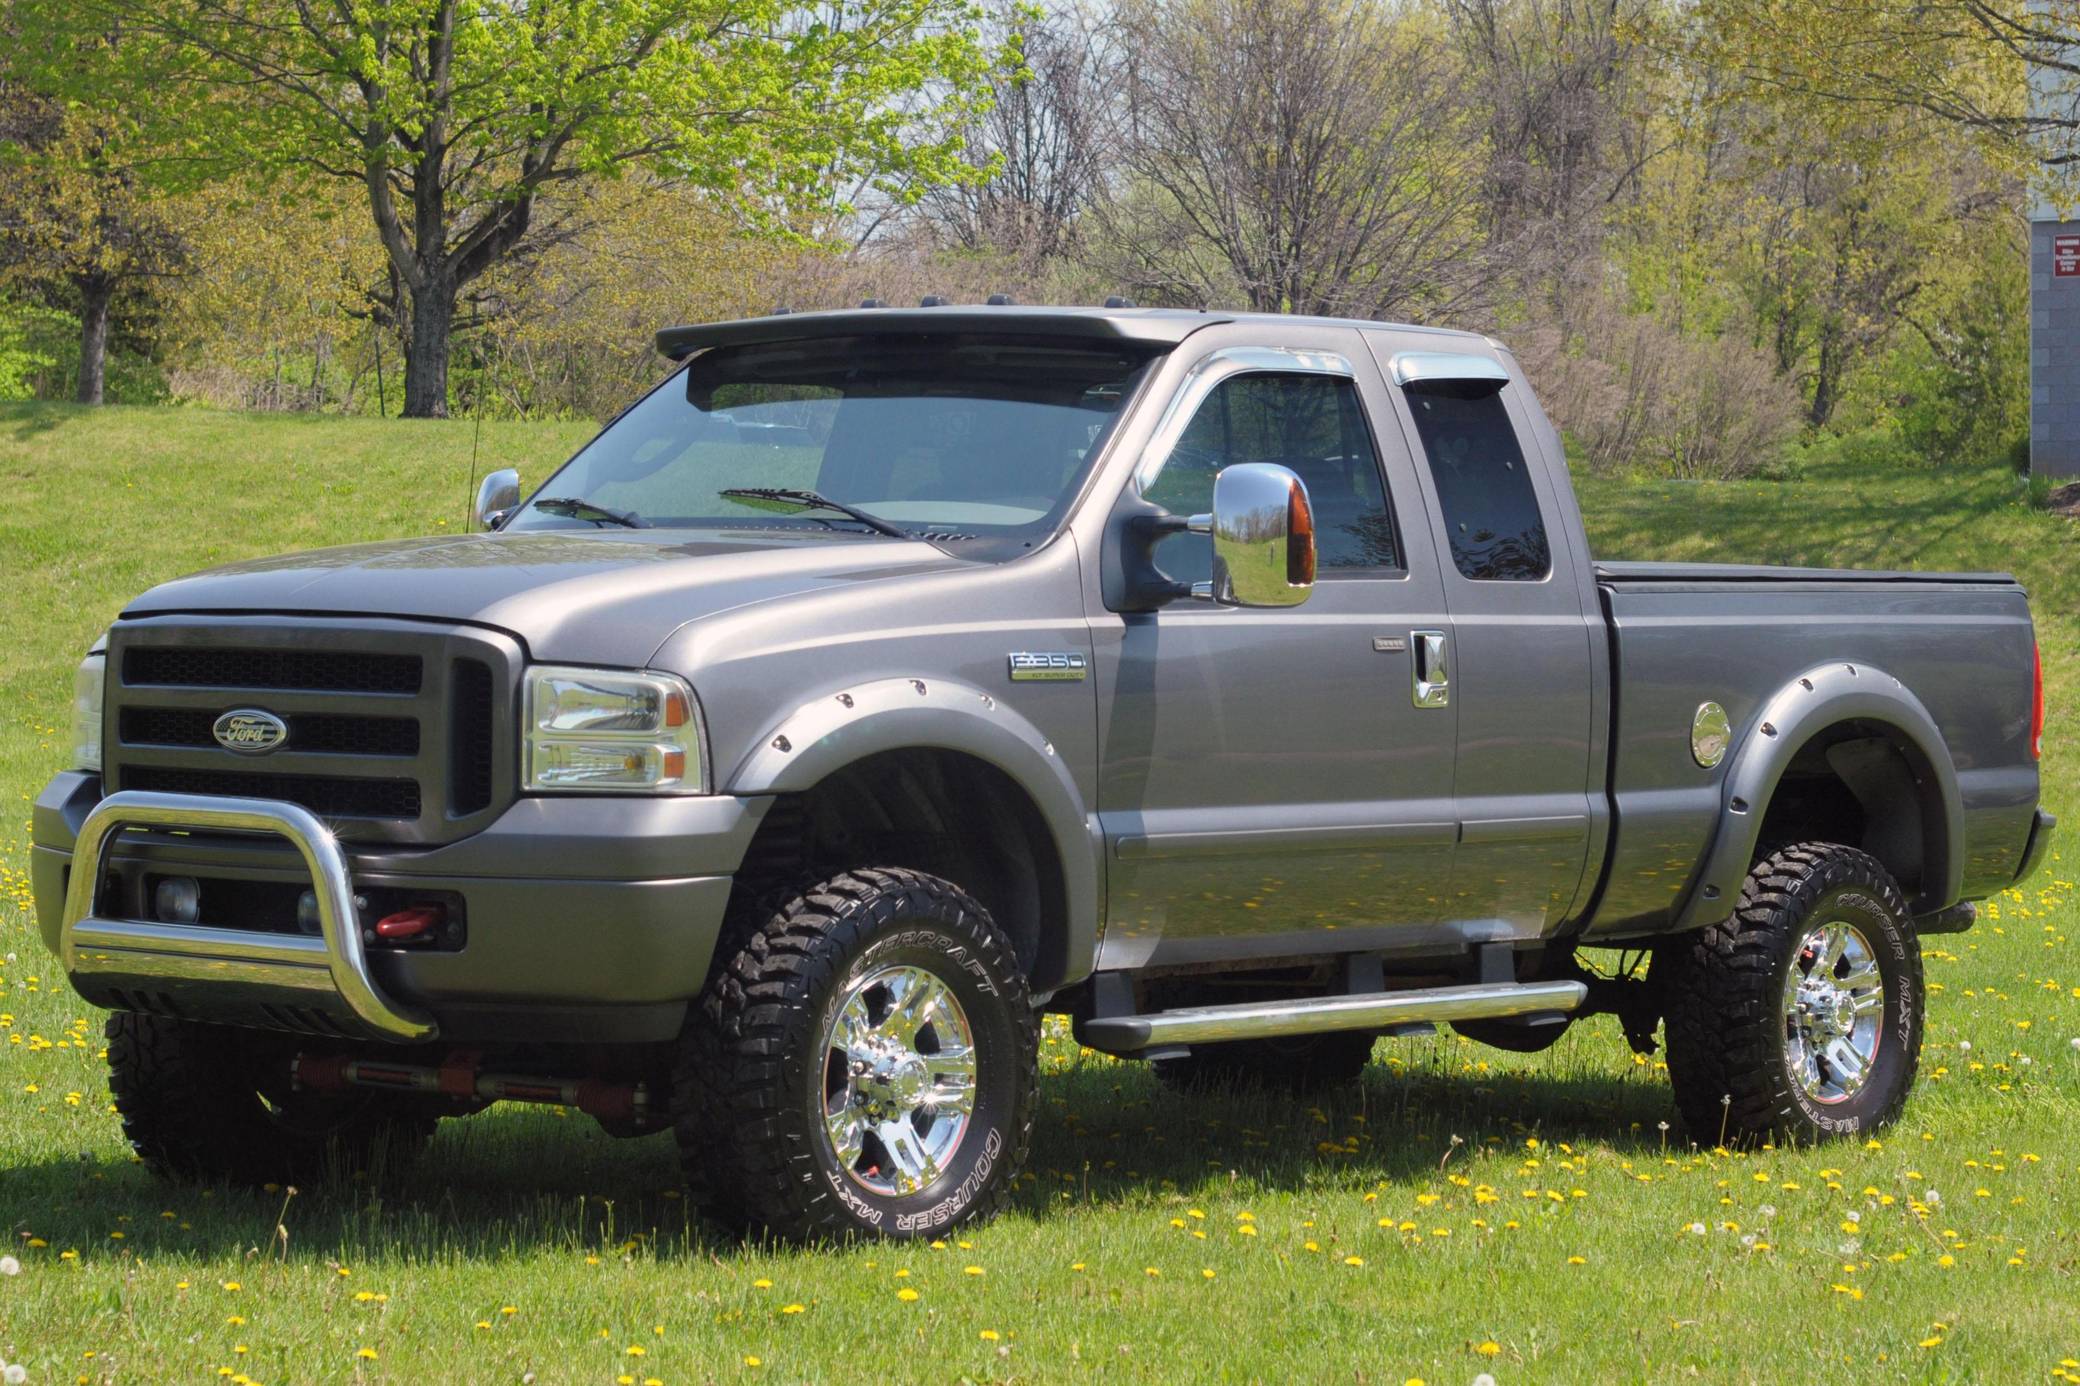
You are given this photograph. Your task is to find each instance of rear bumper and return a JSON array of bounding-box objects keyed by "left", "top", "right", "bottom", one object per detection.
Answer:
[
  {"left": 31, "top": 773, "right": 762, "bottom": 1044},
  {"left": 2015, "top": 809, "right": 2058, "bottom": 886}
]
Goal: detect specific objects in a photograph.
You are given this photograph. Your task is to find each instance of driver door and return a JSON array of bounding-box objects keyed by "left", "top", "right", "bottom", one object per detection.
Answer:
[{"left": 1090, "top": 340, "right": 1458, "bottom": 970}]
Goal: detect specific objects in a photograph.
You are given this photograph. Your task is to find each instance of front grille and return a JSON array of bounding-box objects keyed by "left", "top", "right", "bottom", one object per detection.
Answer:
[
  {"left": 124, "top": 766, "right": 423, "bottom": 819},
  {"left": 125, "top": 646, "right": 422, "bottom": 694},
  {"left": 119, "top": 707, "right": 421, "bottom": 757},
  {"left": 104, "top": 618, "right": 518, "bottom": 844},
  {"left": 450, "top": 659, "right": 495, "bottom": 816}
]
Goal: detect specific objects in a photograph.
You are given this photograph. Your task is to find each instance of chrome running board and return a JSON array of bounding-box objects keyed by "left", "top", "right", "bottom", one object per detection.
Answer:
[{"left": 1076, "top": 979, "right": 1588, "bottom": 1054}]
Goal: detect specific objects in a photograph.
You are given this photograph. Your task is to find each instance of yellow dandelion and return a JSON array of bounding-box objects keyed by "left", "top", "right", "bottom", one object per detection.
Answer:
[
  {"left": 980, "top": 1330, "right": 1001, "bottom": 1341},
  {"left": 1476, "top": 1341, "right": 1501, "bottom": 1356},
  {"left": 897, "top": 1287, "right": 920, "bottom": 1302},
  {"left": 1344, "top": 1255, "right": 1364, "bottom": 1267},
  {"left": 780, "top": 1304, "right": 805, "bottom": 1315},
  {"left": 356, "top": 1348, "right": 377, "bottom": 1361}
]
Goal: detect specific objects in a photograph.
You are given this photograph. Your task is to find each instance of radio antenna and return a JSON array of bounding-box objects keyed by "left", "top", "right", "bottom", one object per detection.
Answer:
[{"left": 462, "top": 355, "right": 486, "bottom": 530}]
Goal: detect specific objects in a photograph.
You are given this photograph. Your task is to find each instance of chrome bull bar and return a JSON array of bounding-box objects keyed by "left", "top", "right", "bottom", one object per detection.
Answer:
[{"left": 58, "top": 790, "right": 437, "bottom": 1043}]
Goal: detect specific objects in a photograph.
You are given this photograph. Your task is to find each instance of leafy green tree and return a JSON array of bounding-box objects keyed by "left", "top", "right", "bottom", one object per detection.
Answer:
[
  {"left": 1681, "top": 0, "right": 2079, "bottom": 200},
  {"left": 17, "top": 0, "right": 1000, "bottom": 416},
  {"left": 0, "top": 85, "right": 186, "bottom": 404}
]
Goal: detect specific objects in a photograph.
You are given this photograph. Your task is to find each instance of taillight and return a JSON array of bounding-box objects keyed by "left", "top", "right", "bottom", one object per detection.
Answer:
[{"left": 2031, "top": 641, "right": 2044, "bottom": 761}]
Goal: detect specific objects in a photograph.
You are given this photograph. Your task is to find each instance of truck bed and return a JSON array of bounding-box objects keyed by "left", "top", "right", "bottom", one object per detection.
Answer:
[{"left": 1585, "top": 563, "right": 2038, "bottom": 939}]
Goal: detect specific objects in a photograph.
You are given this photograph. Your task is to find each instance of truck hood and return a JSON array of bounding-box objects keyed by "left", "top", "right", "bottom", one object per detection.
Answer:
[{"left": 121, "top": 529, "right": 973, "bottom": 666}]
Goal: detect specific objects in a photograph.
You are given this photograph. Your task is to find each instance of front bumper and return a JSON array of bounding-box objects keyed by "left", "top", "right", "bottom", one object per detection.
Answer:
[{"left": 31, "top": 773, "right": 763, "bottom": 1044}]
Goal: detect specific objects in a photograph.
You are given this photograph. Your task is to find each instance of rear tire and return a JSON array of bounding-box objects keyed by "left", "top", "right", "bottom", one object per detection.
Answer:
[
  {"left": 1661, "top": 843, "right": 1922, "bottom": 1146},
  {"left": 1152, "top": 1029, "right": 1377, "bottom": 1094},
  {"left": 106, "top": 1013, "right": 435, "bottom": 1185},
  {"left": 676, "top": 868, "right": 1038, "bottom": 1241}
]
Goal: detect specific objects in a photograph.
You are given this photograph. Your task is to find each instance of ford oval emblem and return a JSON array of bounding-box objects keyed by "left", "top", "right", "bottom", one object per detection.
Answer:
[{"left": 213, "top": 708, "right": 289, "bottom": 755}]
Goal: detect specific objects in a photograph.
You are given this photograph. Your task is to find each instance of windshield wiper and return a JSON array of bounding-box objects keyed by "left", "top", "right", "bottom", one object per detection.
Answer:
[
  {"left": 719, "top": 487, "right": 912, "bottom": 540},
  {"left": 532, "top": 496, "right": 648, "bottom": 529}
]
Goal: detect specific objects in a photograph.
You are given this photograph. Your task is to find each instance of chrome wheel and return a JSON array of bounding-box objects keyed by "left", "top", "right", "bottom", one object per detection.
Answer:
[
  {"left": 1782, "top": 919, "right": 1885, "bottom": 1104},
  {"left": 820, "top": 964, "right": 977, "bottom": 1196}
]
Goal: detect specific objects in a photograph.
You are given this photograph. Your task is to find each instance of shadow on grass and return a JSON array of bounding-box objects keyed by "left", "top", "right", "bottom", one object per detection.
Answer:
[
  {"left": 2, "top": 401, "right": 71, "bottom": 443},
  {"left": 0, "top": 1046, "right": 1680, "bottom": 1264}
]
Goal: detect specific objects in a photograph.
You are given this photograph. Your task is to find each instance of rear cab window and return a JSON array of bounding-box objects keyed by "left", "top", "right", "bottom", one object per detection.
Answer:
[{"left": 1403, "top": 385, "right": 1551, "bottom": 581}]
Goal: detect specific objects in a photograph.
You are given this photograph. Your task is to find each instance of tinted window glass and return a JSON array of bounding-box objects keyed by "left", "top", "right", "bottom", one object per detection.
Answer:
[
  {"left": 1405, "top": 387, "right": 1551, "bottom": 581},
  {"left": 1143, "top": 373, "right": 1399, "bottom": 586}
]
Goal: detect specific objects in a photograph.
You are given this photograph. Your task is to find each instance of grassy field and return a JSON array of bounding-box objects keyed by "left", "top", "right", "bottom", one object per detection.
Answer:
[{"left": 2, "top": 402, "right": 2077, "bottom": 1384}]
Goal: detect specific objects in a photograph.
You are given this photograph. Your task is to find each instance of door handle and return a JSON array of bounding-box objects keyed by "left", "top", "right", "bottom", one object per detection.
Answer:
[{"left": 1412, "top": 630, "right": 1449, "bottom": 708}]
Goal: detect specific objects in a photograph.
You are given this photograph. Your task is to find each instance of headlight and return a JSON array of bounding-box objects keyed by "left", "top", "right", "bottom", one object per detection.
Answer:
[
  {"left": 523, "top": 665, "right": 707, "bottom": 794},
  {"left": 72, "top": 636, "right": 108, "bottom": 772}
]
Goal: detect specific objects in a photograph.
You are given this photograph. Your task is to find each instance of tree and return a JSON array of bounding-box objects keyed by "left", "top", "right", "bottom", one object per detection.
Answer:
[
  {"left": 923, "top": 6, "right": 1117, "bottom": 264},
  {"left": 0, "top": 86, "right": 186, "bottom": 404},
  {"left": 1682, "top": 0, "right": 2080, "bottom": 200},
  {"left": 18, "top": 0, "right": 1002, "bottom": 416},
  {"left": 1103, "top": 0, "right": 1482, "bottom": 319},
  {"left": 1443, "top": 0, "right": 1648, "bottom": 283},
  {"left": 159, "top": 181, "right": 390, "bottom": 411}
]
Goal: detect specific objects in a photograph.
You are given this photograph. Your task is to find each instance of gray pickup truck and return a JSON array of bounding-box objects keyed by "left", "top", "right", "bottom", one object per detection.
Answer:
[{"left": 31, "top": 306, "right": 2053, "bottom": 1240}]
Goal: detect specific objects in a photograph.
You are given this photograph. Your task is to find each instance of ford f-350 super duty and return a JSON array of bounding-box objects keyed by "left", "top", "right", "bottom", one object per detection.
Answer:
[{"left": 31, "top": 306, "right": 2053, "bottom": 1240}]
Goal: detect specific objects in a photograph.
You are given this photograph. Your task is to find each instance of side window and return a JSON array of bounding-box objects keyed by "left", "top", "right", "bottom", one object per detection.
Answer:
[
  {"left": 1142, "top": 372, "right": 1401, "bottom": 586},
  {"left": 1405, "top": 386, "right": 1551, "bottom": 581}
]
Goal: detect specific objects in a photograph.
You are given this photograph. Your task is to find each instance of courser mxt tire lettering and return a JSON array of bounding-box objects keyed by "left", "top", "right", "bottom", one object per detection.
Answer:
[{"left": 1662, "top": 842, "right": 1923, "bottom": 1147}]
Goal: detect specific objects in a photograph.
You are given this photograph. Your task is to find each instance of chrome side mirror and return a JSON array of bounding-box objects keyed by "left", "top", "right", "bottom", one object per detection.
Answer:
[
  {"left": 1189, "top": 463, "right": 1316, "bottom": 608},
  {"left": 473, "top": 468, "right": 521, "bottom": 532}
]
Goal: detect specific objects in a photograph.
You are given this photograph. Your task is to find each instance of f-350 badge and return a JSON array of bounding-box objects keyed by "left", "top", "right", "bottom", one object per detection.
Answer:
[{"left": 1007, "top": 652, "right": 1088, "bottom": 682}]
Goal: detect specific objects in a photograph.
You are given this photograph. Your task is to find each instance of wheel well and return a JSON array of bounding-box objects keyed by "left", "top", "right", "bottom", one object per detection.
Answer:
[
  {"left": 1754, "top": 719, "right": 1941, "bottom": 904},
  {"left": 734, "top": 748, "right": 1068, "bottom": 986}
]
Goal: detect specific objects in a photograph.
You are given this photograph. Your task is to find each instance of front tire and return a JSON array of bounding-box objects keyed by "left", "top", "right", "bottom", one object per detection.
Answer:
[
  {"left": 676, "top": 869, "right": 1038, "bottom": 1241},
  {"left": 107, "top": 1013, "right": 435, "bottom": 1184},
  {"left": 1662, "top": 843, "right": 1923, "bottom": 1146}
]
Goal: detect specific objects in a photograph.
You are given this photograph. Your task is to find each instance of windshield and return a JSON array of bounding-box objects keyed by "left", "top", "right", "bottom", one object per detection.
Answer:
[{"left": 508, "top": 334, "right": 1160, "bottom": 558}]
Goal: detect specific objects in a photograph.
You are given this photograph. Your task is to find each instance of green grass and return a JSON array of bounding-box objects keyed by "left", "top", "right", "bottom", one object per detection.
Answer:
[{"left": 2, "top": 402, "right": 2078, "bottom": 1383}]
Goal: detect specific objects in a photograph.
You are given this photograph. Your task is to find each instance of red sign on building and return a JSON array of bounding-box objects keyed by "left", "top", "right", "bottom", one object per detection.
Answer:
[{"left": 2059, "top": 234, "right": 2080, "bottom": 278}]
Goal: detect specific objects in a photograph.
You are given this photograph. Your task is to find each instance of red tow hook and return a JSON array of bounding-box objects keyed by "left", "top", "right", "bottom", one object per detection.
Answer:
[{"left": 373, "top": 904, "right": 443, "bottom": 941}]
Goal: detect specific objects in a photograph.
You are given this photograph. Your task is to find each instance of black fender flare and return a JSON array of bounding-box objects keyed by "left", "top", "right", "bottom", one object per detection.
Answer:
[
  {"left": 1675, "top": 661, "right": 1963, "bottom": 926},
  {"left": 725, "top": 676, "right": 1100, "bottom": 991}
]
